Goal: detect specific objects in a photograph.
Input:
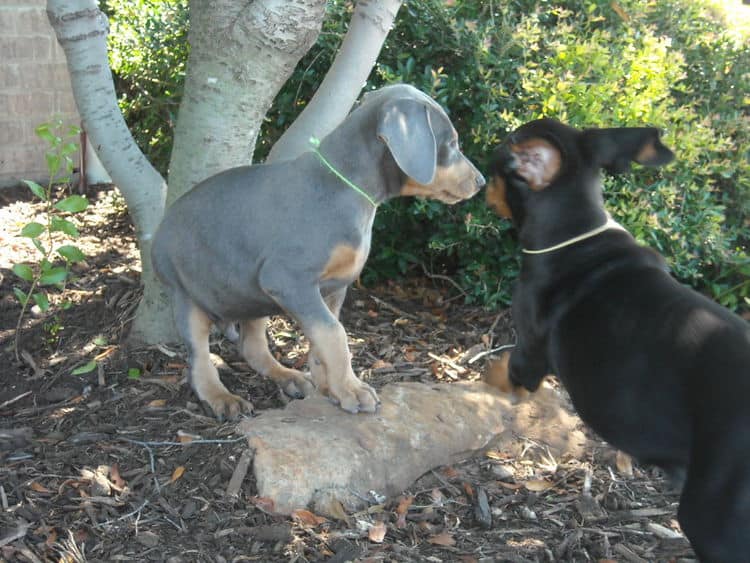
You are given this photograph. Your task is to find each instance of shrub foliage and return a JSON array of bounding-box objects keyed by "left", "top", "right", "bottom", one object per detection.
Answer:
[{"left": 107, "top": 0, "right": 750, "bottom": 312}]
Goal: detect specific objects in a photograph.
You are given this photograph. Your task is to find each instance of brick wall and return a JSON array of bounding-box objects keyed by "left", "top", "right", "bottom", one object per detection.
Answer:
[{"left": 0, "top": 0, "right": 80, "bottom": 188}]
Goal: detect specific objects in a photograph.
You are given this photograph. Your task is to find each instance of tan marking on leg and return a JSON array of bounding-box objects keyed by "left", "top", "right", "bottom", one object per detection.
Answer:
[
  {"left": 239, "top": 317, "right": 313, "bottom": 399},
  {"left": 483, "top": 351, "right": 530, "bottom": 402},
  {"left": 485, "top": 176, "right": 513, "bottom": 219},
  {"left": 186, "top": 306, "right": 253, "bottom": 419},
  {"left": 321, "top": 244, "right": 367, "bottom": 282},
  {"left": 307, "top": 322, "right": 379, "bottom": 413}
]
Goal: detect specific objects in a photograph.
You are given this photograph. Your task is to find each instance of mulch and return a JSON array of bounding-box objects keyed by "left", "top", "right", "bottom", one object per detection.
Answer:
[{"left": 0, "top": 186, "right": 696, "bottom": 562}]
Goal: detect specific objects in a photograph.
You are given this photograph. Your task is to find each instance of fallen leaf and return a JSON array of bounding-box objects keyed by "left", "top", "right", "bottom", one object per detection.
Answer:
[
  {"left": 430, "top": 488, "right": 444, "bottom": 506},
  {"left": 29, "top": 481, "right": 52, "bottom": 494},
  {"left": 147, "top": 399, "right": 167, "bottom": 408},
  {"left": 169, "top": 466, "right": 186, "bottom": 483},
  {"left": 371, "top": 359, "right": 393, "bottom": 370},
  {"left": 428, "top": 532, "right": 456, "bottom": 546},
  {"left": 368, "top": 521, "right": 387, "bottom": 543},
  {"left": 497, "top": 481, "right": 523, "bottom": 490},
  {"left": 525, "top": 479, "right": 554, "bottom": 492},
  {"left": 395, "top": 495, "right": 414, "bottom": 528},
  {"left": 462, "top": 482, "right": 474, "bottom": 498},
  {"left": 291, "top": 509, "right": 327, "bottom": 527},
  {"left": 251, "top": 496, "right": 276, "bottom": 513},
  {"left": 442, "top": 466, "right": 459, "bottom": 479},
  {"left": 176, "top": 430, "right": 202, "bottom": 443},
  {"left": 367, "top": 310, "right": 378, "bottom": 318},
  {"left": 110, "top": 464, "right": 126, "bottom": 489}
]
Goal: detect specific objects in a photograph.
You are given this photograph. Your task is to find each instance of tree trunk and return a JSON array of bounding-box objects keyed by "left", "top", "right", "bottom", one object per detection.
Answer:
[
  {"left": 166, "top": 0, "right": 327, "bottom": 207},
  {"left": 46, "top": 0, "right": 173, "bottom": 344},
  {"left": 267, "top": 0, "right": 403, "bottom": 163}
]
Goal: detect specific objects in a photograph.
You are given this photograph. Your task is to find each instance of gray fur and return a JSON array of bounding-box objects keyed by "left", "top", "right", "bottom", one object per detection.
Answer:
[{"left": 151, "top": 84, "right": 485, "bottom": 418}]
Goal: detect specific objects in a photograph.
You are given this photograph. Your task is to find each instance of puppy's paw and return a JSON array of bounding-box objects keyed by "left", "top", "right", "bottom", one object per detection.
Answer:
[
  {"left": 329, "top": 378, "right": 380, "bottom": 414},
  {"left": 272, "top": 368, "right": 316, "bottom": 400},
  {"left": 203, "top": 391, "right": 254, "bottom": 422},
  {"left": 484, "top": 352, "right": 530, "bottom": 403}
]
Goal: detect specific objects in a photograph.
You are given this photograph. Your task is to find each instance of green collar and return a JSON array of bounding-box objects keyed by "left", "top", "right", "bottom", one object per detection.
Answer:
[{"left": 309, "top": 137, "right": 377, "bottom": 207}]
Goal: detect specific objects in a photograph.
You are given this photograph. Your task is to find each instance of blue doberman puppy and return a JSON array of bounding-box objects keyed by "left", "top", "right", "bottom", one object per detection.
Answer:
[
  {"left": 152, "top": 84, "right": 485, "bottom": 421},
  {"left": 484, "top": 118, "right": 750, "bottom": 562}
]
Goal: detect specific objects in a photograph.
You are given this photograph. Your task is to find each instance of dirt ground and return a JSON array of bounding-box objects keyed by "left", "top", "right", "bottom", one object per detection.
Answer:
[{"left": 0, "top": 186, "right": 696, "bottom": 562}]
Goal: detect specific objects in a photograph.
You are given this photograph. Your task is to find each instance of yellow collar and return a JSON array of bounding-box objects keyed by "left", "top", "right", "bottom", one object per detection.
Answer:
[{"left": 522, "top": 216, "right": 626, "bottom": 255}]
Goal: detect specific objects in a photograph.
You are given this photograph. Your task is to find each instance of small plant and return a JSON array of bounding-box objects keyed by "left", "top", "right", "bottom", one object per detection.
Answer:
[{"left": 12, "top": 119, "right": 88, "bottom": 359}]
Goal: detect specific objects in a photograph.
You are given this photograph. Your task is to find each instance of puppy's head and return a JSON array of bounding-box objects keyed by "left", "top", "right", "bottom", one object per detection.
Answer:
[
  {"left": 486, "top": 118, "right": 674, "bottom": 225},
  {"left": 373, "top": 86, "right": 486, "bottom": 204}
]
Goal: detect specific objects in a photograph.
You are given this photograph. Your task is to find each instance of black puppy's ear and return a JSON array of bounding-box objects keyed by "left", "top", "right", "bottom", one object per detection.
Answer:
[
  {"left": 377, "top": 98, "right": 437, "bottom": 185},
  {"left": 581, "top": 127, "right": 675, "bottom": 175}
]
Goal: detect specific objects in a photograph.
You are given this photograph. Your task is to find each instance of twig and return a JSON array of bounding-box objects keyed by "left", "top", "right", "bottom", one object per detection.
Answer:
[
  {"left": 225, "top": 448, "right": 254, "bottom": 499},
  {"left": 0, "top": 391, "right": 32, "bottom": 410},
  {"left": 0, "top": 522, "right": 30, "bottom": 547},
  {"left": 427, "top": 352, "right": 467, "bottom": 375},
  {"left": 420, "top": 263, "right": 468, "bottom": 298},
  {"left": 467, "top": 344, "right": 516, "bottom": 365},
  {"left": 94, "top": 499, "right": 149, "bottom": 529},
  {"left": 369, "top": 295, "right": 418, "bottom": 320}
]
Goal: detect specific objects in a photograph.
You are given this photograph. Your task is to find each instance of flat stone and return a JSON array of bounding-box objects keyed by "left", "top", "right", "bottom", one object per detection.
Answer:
[{"left": 238, "top": 381, "right": 586, "bottom": 516}]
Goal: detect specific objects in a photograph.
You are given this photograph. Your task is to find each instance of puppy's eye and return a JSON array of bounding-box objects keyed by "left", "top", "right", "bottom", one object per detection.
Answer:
[{"left": 450, "top": 138, "right": 459, "bottom": 149}]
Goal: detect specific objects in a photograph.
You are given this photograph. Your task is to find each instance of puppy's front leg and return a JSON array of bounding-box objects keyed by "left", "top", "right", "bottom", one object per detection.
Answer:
[
  {"left": 484, "top": 345, "right": 549, "bottom": 401},
  {"left": 260, "top": 271, "right": 379, "bottom": 413}
]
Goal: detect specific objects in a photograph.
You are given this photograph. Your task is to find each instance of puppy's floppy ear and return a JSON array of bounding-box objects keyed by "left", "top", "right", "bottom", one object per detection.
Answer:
[
  {"left": 581, "top": 127, "right": 675, "bottom": 175},
  {"left": 377, "top": 98, "right": 437, "bottom": 185}
]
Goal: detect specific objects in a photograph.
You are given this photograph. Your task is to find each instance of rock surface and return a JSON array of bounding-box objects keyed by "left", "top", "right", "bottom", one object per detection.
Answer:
[{"left": 238, "top": 381, "right": 587, "bottom": 516}]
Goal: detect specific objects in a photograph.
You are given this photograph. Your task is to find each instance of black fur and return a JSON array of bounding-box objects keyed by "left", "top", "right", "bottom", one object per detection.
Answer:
[{"left": 488, "top": 118, "right": 750, "bottom": 562}]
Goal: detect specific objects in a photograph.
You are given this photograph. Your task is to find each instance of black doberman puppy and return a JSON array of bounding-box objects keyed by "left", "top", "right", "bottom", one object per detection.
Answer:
[{"left": 484, "top": 118, "right": 750, "bottom": 562}]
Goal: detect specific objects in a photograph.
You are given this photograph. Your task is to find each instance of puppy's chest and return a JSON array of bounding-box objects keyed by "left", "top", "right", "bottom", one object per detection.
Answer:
[
  {"left": 320, "top": 216, "right": 374, "bottom": 280},
  {"left": 320, "top": 242, "right": 370, "bottom": 282}
]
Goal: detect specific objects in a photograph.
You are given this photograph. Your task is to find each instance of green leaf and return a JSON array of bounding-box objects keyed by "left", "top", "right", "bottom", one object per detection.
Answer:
[
  {"left": 67, "top": 124, "right": 81, "bottom": 136},
  {"left": 71, "top": 360, "right": 97, "bottom": 375},
  {"left": 20, "top": 222, "right": 44, "bottom": 238},
  {"left": 45, "top": 153, "right": 61, "bottom": 177},
  {"left": 12, "top": 263, "right": 34, "bottom": 282},
  {"left": 39, "top": 267, "right": 68, "bottom": 286},
  {"left": 57, "top": 245, "right": 86, "bottom": 263},
  {"left": 60, "top": 142, "right": 79, "bottom": 158},
  {"left": 54, "top": 195, "right": 88, "bottom": 213},
  {"left": 23, "top": 180, "right": 47, "bottom": 201},
  {"left": 32, "top": 238, "right": 46, "bottom": 254},
  {"left": 35, "top": 124, "right": 54, "bottom": 143},
  {"left": 51, "top": 217, "right": 79, "bottom": 237},
  {"left": 127, "top": 367, "right": 142, "bottom": 379},
  {"left": 13, "top": 287, "right": 29, "bottom": 306},
  {"left": 93, "top": 336, "right": 108, "bottom": 346},
  {"left": 32, "top": 292, "right": 50, "bottom": 312}
]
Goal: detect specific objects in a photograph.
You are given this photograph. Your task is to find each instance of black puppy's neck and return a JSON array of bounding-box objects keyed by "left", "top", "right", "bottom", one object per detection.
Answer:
[{"left": 518, "top": 182, "right": 610, "bottom": 253}]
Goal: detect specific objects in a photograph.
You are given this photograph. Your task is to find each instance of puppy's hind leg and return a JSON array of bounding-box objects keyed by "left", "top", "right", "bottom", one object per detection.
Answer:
[
  {"left": 239, "top": 317, "right": 314, "bottom": 399},
  {"left": 173, "top": 292, "right": 254, "bottom": 420}
]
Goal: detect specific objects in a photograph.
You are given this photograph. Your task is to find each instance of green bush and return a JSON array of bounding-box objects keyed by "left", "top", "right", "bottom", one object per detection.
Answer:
[{"left": 107, "top": 0, "right": 750, "bottom": 312}]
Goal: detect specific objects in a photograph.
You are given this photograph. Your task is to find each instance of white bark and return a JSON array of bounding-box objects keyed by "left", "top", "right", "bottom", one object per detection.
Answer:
[
  {"left": 46, "top": 0, "right": 173, "bottom": 344},
  {"left": 166, "top": 0, "right": 327, "bottom": 206},
  {"left": 267, "top": 0, "right": 403, "bottom": 163}
]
